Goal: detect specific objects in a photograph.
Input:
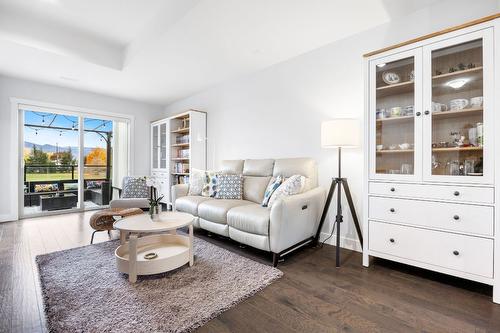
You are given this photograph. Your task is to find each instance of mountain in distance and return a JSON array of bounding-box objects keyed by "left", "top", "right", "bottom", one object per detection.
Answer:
[{"left": 24, "top": 141, "right": 95, "bottom": 156}]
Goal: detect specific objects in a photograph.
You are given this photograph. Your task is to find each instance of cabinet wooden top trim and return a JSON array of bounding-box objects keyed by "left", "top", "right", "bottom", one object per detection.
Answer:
[{"left": 363, "top": 13, "right": 500, "bottom": 58}]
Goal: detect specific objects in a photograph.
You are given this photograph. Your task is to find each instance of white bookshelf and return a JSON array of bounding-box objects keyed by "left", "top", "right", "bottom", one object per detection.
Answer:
[{"left": 151, "top": 110, "right": 206, "bottom": 205}]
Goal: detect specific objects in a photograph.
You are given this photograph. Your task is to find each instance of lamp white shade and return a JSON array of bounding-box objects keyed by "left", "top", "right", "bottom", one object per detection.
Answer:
[{"left": 321, "top": 119, "right": 360, "bottom": 148}]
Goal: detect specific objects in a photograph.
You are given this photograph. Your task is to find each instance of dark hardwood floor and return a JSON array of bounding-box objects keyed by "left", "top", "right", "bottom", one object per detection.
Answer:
[{"left": 1, "top": 211, "right": 500, "bottom": 332}]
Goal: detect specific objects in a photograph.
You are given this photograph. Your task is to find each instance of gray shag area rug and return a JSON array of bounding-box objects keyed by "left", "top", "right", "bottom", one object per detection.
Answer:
[{"left": 36, "top": 237, "right": 282, "bottom": 333}]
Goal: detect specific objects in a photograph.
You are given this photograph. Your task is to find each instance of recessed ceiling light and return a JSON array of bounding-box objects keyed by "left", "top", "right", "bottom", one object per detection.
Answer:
[
  {"left": 376, "top": 63, "right": 386, "bottom": 68},
  {"left": 446, "top": 78, "right": 468, "bottom": 89}
]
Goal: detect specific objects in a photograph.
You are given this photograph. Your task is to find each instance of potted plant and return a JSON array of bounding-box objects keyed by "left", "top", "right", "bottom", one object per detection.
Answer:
[{"left": 146, "top": 177, "right": 164, "bottom": 220}]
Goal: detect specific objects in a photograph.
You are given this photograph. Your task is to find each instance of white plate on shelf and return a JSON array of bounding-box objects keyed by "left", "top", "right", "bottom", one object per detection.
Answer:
[{"left": 382, "top": 72, "right": 400, "bottom": 85}]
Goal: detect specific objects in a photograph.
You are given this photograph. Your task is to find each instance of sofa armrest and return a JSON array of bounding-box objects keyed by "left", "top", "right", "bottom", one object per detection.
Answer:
[
  {"left": 269, "top": 187, "right": 326, "bottom": 253},
  {"left": 171, "top": 184, "right": 189, "bottom": 210}
]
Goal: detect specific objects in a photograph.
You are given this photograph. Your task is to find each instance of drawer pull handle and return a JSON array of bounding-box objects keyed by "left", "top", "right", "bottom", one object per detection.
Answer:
[
  {"left": 390, "top": 208, "right": 395, "bottom": 213},
  {"left": 453, "top": 250, "right": 460, "bottom": 256},
  {"left": 389, "top": 238, "right": 395, "bottom": 243},
  {"left": 453, "top": 191, "right": 460, "bottom": 196},
  {"left": 390, "top": 187, "right": 395, "bottom": 192},
  {"left": 416, "top": 111, "right": 421, "bottom": 116},
  {"left": 453, "top": 215, "right": 460, "bottom": 220},
  {"left": 424, "top": 110, "right": 430, "bottom": 115}
]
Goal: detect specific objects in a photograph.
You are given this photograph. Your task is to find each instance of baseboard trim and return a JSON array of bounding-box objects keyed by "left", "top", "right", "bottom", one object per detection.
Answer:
[
  {"left": 0, "top": 214, "right": 17, "bottom": 223},
  {"left": 319, "top": 232, "right": 362, "bottom": 253}
]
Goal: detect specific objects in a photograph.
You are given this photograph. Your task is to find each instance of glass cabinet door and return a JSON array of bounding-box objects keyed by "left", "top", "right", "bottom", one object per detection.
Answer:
[
  {"left": 152, "top": 124, "right": 159, "bottom": 169},
  {"left": 370, "top": 49, "right": 422, "bottom": 180},
  {"left": 160, "top": 123, "right": 167, "bottom": 169},
  {"left": 423, "top": 29, "right": 493, "bottom": 184}
]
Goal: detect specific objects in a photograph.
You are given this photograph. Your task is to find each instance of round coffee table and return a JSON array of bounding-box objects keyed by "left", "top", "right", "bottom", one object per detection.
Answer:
[{"left": 113, "top": 212, "right": 194, "bottom": 283}]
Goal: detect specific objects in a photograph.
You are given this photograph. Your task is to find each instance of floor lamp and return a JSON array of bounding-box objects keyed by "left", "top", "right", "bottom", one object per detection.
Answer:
[{"left": 314, "top": 119, "right": 364, "bottom": 267}]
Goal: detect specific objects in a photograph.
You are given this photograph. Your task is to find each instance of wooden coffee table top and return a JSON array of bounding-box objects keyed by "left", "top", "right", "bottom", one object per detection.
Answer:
[{"left": 113, "top": 212, "right": 194, "bottom": 233}]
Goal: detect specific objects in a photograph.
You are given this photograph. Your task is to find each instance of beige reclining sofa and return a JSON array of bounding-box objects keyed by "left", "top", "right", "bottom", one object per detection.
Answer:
[{"left": 171, "top": 158, "right": 326, "bottom": 266}]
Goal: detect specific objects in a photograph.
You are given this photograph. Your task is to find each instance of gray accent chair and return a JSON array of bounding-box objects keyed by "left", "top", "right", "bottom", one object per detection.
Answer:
[
  {"left": 172, "top": 158, "right": 326, "bottom": 266},
  {"left": 109, "top": 176, "right": 150, "bottom": 210}
]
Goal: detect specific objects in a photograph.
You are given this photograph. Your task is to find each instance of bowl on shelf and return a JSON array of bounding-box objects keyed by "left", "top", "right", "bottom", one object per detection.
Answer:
[
  {"left": 470, "top": 96, "right": 483, "bottom": 108},
  {"left": 376, "top": 144, "right": 384, "bottom": 151},
  {"left": 449, "top": 99, "right": 469, "bottom": 111},
  {"left": 382, "top": 72, "right": 400, "bottom": 85},
  {"left": 398, "top": 143, "right": 411, "bottom": 150},
  {"left": 403, "top": 105, "right": 414, "bottom": 116},
  {"left": 432, "top": 102, "right": 447, "bottom": 112},
  {"left": 390, "top": 106, "right": 402, "bottom": 117}
]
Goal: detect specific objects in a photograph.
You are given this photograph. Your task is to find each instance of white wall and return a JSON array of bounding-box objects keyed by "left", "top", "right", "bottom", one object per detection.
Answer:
[
  {"left": 0, "top": 75, "right": 163, "bottom": 221},
  {"left": 163, "top": 0, "right": 500, "bottom": 250}
]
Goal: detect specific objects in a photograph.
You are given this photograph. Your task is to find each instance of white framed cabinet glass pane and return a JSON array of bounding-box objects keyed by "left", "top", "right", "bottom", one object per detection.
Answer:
[
  {"left": 160, "top": 122, "right": 167, "bottom": 169},
  {"left": 370, "top": 49, "right": 422, "bottom": 180},
  {"left": 152, "top": 124, "right": 159, "bottom": 169},
  {"left": 423, "top": 29, "right": 493, "bottom": 184}
]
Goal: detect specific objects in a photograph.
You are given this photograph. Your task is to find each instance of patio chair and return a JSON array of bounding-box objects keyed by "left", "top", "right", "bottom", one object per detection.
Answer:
[{"left": 109, "top": 176, "right": 150, "bottom": 210}]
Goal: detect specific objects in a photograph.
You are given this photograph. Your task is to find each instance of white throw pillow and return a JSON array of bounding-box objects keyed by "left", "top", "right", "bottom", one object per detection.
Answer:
[
  {"left": 267, "top": 175, "right": 306, "bottom": 207},
  {"left": 188, "top": 168, "right": 205, "bottom": 196}
]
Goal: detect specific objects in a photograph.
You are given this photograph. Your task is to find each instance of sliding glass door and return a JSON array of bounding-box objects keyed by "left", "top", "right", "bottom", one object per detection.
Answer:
[{"left": 20, "top": 105, "right": 130, "bottom": 217}]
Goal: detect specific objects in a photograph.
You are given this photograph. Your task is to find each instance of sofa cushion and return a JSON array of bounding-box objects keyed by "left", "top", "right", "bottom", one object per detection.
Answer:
[
  {"left": 273, "top": 158, "right": 317, "bottom": 190},
  {"left": 201, "top": 171, "right": 218, "bottom": 197},
  {"left": 243, "top": 159, "right": 274, "bottom": 176},
  {"left": 176, "top": 196, "right": 213, "bottom": 216},
  {"left": 243, "top": 176, "right": 271, "bottom": 204},
  {"left": 198, "top": 199, "right": 254, "bottom": 224},
  {"left": 227, "top": 204, "right": 270, "bottom": 236},
  {"left": 188, "top": 168, "right": 205, "bottom": 196},
  {"left": 268, "top": 174, "right": 306, "bottom": 207},
  {"left": 220, "top": 160, "right": 244, "bottom": 174},
  {"left": 216, "top": 174, "right": 243, "bottom": 200}
]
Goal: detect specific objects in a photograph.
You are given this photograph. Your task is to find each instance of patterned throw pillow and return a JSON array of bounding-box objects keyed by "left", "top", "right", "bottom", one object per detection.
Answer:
[
  {"left": 267, "top": 175, "right": 306, "bottom": 207},
  {"left": 122, "top": 176, "right": 149, "bottom": 198},
  {"left": 34, "top": 183, "right": 59, "bottom": 193},
  {"left": 188, "top": 168, "right": 205, "bottom": 196},
  {"left": 201, "top": 171, "right": 218, "bottom": 197},
  {"left": 261, "top": 175, "right": 284, "bottom": 207},
  {"left": 215, "top": 174, "right": 243, "bottom": 200}
]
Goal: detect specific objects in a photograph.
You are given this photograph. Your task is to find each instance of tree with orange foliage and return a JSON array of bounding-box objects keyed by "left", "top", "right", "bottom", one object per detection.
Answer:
[{"left": 85, "top": 148, "right": 107, "bottom": 165}]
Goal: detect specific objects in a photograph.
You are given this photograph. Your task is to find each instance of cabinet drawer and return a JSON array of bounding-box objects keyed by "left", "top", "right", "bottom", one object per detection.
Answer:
[
  {"left": 369, "top": 221, "right": 493, "bottom": 278},
  {"left": 369, "top": 182, "right": 494, "bottom": 204},
  {"left": 369, "top": 197, "right": 493, "bottom": 237}
]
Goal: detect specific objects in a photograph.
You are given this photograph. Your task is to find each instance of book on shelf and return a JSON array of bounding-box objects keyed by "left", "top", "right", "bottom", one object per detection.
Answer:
[
  {"left": 174, "top": 162, "right": 190, "bottom": 174},
  {"left": 176, "top": 175, "right": 190, "bottom": 185},
  {"left": 176, "top": 134, "right": 189, "bottom": 144},
  {"left": 178, "top": 149, "right": 190, "bottom": 158}
]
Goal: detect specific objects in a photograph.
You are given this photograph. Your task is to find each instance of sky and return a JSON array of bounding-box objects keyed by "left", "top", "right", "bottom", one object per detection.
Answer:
[{"left": 23, "top": 110, "right": 113, "bottom": 151}]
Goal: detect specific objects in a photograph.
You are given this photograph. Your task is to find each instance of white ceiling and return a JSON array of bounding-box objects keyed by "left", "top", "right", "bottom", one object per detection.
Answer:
[{"left": 0, "top": 0, "right": 439, "bottom": 105}]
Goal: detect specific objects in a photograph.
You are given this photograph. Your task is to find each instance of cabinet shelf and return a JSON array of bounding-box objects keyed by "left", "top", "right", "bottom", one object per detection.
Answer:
[
  {"left": 432, "top": 107, "right": 482, "bottom": 120},
  {"left": 171, "top": 128, "right": 190, "bottom": 134},
  {"left": 171, "top": 143, "right": 190, "bottom": 147},
  {"left": 376, "top": 115, "right": 414, "bottom": 124},
  {"left": 171, "top": 173, "right": 189, "bottom": 176},
  {"left": 432, "top": 146, "right": 482, "bottom": 153},
  {"left": 432, "top": 66, "right": 483, "bottom": 82},
  {"left": 376, "top": 149, "right": 414, "bottom": 154},
  {"left": 376, "top": 81, "right": 414, "bottom": 98},
  {"left": 171, "top": 158, "right": 190, "bottom": 161}
]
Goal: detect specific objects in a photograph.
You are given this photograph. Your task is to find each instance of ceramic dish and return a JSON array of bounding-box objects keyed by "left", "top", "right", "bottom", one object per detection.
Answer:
[
  {"left": 382, "top": 72, "right": 400, "bottom": 85},
  {"left": 449, "top": 98, "right": 469, "bottom": 111}
]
